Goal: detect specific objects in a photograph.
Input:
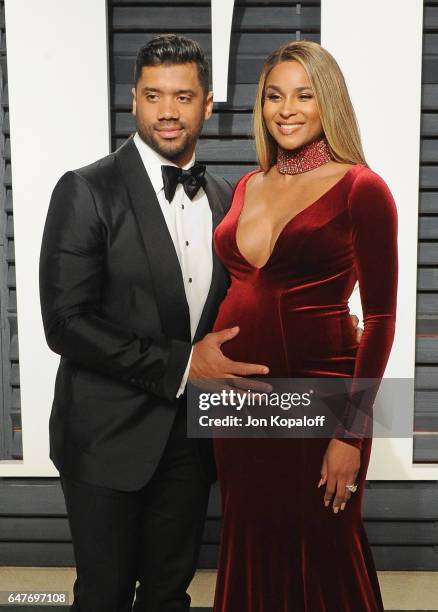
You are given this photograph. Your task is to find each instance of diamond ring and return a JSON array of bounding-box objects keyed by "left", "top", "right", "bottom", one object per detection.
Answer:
[{"left": 345, "top": 484, "right": 357, "bottom": 493}]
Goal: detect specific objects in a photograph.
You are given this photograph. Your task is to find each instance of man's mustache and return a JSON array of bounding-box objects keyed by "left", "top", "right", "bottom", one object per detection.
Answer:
[{"left": 154, "top": 122, "right": 186, "bottom": 130}]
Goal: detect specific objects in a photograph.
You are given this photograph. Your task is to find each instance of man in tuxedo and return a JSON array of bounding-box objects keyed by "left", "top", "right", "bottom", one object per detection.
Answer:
[{"left": 39, "top": 34, "right": 269, "bottom": 611}]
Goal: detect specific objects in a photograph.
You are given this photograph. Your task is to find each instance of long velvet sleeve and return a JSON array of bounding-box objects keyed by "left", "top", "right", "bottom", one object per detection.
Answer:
[
  {"left": 333, "top": 169, "right": 398, "bottom": 449},
  {"left": 39, "top": 171, "right": 192, "bottom": 402}
]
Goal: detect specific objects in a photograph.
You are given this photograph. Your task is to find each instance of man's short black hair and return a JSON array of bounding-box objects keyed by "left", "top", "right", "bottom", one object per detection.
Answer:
[{"left": 134, "top": 34, "right": 210, "bottom": 95}]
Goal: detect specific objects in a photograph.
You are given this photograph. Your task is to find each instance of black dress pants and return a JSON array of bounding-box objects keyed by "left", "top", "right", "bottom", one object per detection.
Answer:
[{"left": 60, "top": 403, "right": 211, "bottom": 612}]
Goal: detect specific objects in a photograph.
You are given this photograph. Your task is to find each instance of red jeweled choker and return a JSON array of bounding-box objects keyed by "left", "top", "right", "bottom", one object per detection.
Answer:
[{"left": 276, "top": 136, "right": 333, "bottom": 175}]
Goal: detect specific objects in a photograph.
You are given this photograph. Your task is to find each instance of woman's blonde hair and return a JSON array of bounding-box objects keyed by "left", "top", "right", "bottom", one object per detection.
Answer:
[{"left": 253, "top": 40, "right": 367, "bottom": 171}]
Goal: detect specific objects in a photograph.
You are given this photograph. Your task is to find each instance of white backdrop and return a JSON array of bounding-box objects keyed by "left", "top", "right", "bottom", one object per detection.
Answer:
[
  {"left": 1, "top": 0, "right": 110, "bottom": 475},
  {"left": 1, "top": 0, "right": 434, "bottom": 479},
  {"left": 321, "top": 0, "right": 434, "bottom": 479}
]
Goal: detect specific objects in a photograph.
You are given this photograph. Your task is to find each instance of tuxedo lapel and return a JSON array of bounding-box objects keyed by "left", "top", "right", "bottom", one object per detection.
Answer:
[
  {"left": 193, "top": 171, "right": 230, "bottom": 343},
  {"left": 115, "top": 137, "right": 191, "bottom": 342},
  {"left": 203, "top": 172, "right": 226, "bottom": 230}
]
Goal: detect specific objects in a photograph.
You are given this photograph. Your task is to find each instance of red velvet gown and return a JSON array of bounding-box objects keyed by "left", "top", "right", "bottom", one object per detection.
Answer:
[{"left": 211, "top": 163, "right": 398, "bottom": 612}]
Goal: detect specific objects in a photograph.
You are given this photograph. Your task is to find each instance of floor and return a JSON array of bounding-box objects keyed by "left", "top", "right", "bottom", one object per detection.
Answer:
[{"left": 0, "top": 568, "right": 437, "bottom": 610}]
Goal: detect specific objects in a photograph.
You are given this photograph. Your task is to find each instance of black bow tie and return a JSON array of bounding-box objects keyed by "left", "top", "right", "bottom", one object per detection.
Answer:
[{"left": 161, "top": 163, "right": 206, "bottom": 203}]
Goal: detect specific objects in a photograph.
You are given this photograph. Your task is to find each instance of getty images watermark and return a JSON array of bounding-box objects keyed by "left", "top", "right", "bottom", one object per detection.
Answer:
[
  {"left": 186, "top": 378, "right": 415, "bottom": 439},
  {"left": 197, "top": 387, "right": 325, "bottom": 429}
]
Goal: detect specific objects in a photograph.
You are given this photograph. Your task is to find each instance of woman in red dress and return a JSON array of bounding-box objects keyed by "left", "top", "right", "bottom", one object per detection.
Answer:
[{"left": 211, "top": 41, "right": 397, "bottom": 611}]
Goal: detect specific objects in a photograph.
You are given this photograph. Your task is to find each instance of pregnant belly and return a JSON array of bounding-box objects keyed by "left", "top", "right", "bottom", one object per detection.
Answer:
[
  {"left": 213, "top": 285, "right": 358, "bottom": 377},
  {"left": 212, "top": 284, "right": 288, "bottom": 375}
]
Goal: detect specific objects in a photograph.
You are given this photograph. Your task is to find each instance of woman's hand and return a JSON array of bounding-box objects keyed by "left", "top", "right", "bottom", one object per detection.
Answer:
[{"left": 318, "top": 439, "right": 360, "bottom": 513}]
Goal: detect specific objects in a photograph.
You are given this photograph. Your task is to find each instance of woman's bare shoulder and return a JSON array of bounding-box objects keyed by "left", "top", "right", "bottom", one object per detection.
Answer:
[{"left": 244, "top": 168, "right": 265, "bottom": 192}]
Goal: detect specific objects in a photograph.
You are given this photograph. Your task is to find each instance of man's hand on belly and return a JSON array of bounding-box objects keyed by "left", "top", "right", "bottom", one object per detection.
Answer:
[{"left": 189, "top": 326, "right": 270, "bottom": 388}]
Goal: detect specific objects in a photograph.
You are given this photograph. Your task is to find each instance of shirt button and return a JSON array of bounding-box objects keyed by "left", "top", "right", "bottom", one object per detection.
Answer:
[
  {"left": 181, "top": 204, "right": 185, "bottom": 210},
  {"left": 188, "top": 277, "right": 193, "bottom": 283},
  {"left": 186, "top": 241, "right": 189, "bottom": 246}
]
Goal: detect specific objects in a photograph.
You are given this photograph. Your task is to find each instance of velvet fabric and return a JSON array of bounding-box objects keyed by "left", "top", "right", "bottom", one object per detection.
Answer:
[{"left": 211, "top": 163, "right": 398, "bottom": 611}]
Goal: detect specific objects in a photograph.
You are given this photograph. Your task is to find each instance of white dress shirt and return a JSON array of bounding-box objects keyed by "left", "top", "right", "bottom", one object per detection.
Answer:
[{"left": 133, "top": 132, "right": 213, "bottom": 397}]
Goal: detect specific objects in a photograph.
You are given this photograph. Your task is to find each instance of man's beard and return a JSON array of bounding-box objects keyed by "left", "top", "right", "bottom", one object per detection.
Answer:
[{"left": 136, "top": 118, "right": 203, "bottom": 162}]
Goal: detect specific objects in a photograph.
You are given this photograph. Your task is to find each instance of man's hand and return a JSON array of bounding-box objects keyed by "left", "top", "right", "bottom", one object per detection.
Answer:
[
  {"left": 350, "top": 314, "right": 363, "bottom": 343},
  {"left": 189, "top": 326, "right": 269, "bottom": 382}
]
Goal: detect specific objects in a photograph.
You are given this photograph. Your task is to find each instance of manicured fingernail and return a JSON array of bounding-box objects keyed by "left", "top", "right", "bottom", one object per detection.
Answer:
[
  {"left": 334, "top": 507, "right": 339, "bottom": 514},
  {"left": 317, "top": 479, "right": 323, "bottom": 488},
  {"left": 263, "top": 367, "right": 269, "bottom": 374},
  {"left": 341, "top": 503, "right": 346, "bottom": 510},
  {"left": 324, "top": 501, "right": 330, "bottom": 507}
]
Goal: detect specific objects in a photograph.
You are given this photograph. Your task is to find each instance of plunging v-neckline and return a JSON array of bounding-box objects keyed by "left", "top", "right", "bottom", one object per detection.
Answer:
[{"left": 234, "top": 165, "right": 359, "bottom": 271}]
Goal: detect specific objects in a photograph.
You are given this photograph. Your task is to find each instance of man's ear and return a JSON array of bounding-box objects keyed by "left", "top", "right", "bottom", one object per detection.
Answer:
[
  {"left": 204, "top": 90, "right": 214, "bottom": 121},
  {"left": 132, "top": 87, "right": 137, "bottom": 116}
]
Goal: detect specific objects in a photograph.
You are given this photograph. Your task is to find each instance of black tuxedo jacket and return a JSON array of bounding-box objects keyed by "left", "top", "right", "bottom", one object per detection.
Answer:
[{"left": 39, "top": 136, "right": 232, "bottom": 491}]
